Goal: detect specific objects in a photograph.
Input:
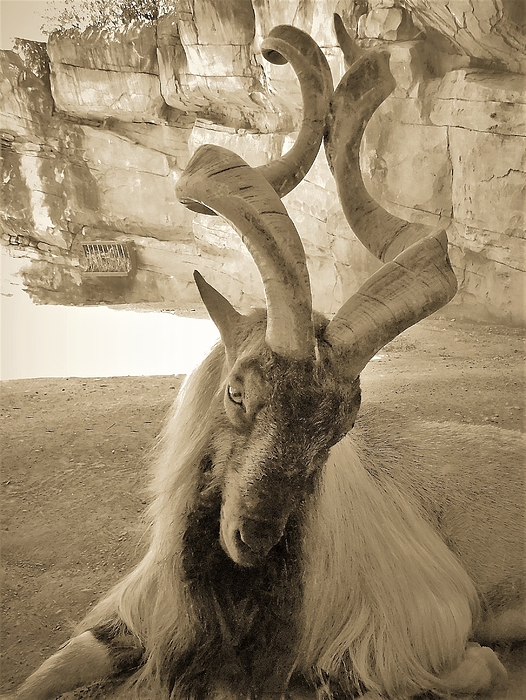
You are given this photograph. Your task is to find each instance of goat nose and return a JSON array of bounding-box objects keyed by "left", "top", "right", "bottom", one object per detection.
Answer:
[{"left": 239, "top": 519, "right": 284, "bottom": 557}]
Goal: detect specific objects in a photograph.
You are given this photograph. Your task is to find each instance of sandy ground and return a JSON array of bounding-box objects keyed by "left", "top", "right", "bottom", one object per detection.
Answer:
[{"left": 1, "top": 317, "right": 524, "bottom": 698}]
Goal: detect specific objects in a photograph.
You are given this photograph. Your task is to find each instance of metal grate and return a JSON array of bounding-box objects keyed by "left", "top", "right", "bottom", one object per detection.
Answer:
[{"left": 82, "top": 242, "right": 133, "bottom": 276}]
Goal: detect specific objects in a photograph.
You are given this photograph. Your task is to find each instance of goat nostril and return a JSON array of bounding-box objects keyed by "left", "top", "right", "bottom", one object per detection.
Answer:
[{"left": 238, "top": 519, "right": 283, "bottom": 557}]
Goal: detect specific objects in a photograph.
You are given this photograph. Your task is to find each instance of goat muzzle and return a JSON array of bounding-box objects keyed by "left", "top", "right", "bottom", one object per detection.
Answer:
[
  {"left": 239, "top": 518, "right": 285, "bottom": 557},
  {"left": 220, "top": 514, "right": 287, "bottom": 567}
]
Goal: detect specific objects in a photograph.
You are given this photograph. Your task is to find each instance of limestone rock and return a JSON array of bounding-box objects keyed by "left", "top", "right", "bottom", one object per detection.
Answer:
[
  {"left": 1, "top": 1, "right": 525, "bottom": 326},
  {"left": 355, "top": 57, "right": 525, "bottom": 325},
  {"left": 180, "top": 0, "right": 256, "bottom": 45},
  {"left": 430, "top": 69, "right": 526, "bottom": 136},
  {"left": 360, "top": 7, "right": 420, "bottom": 41},
  {"left": 158, "top": 0, "right": 345, "bottom": 132},
  {"left": 46, "top": 23, "right": 158, "bottom": 73},
  {"left": 403, "top": 0, "right": 526, "bottom": 74},
  {"left": 448, "top": 233, "right": 525, "bottom": 327},
  {"left": 253, "top": 0, "right": 344, "bottom": 48},
  {"left": 157, "top": 2, "right": 269, "bottom": 129},
  {"left": 1, "top": 50, "right": 72, "bottom": 250},
  {"left": 449, "top": 128, "right": 526, "bottom": 236},
  {"left": 104, "top": 118, "right": 196, "bottom": 165},
  {"left": 75, "top": 125, "right": 195, "bottom": 238},
  {"left": 0, "top": 50, "right": 52, "bottom": 138},
  {"left": 48, "top": 22, "right": 182, "bottom": 124},
  {"left": 188, "top": 121, "right": 284, "bottom": 166},
  {"left": 50, "top": 63, "right": 169, "bottom": 123},
  {"left": 362, "top": 102, "right": 453, "bottom": 223}
]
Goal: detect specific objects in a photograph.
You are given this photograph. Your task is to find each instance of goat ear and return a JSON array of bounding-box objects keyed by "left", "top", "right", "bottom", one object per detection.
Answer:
[{"left": 194, "top": 271, "right": 243, "bottom": 360}]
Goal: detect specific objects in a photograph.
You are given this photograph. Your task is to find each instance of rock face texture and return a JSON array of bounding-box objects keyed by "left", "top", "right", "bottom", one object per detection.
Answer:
[{"left": 1, "top": 0, "right": 525, "bottom": 325}]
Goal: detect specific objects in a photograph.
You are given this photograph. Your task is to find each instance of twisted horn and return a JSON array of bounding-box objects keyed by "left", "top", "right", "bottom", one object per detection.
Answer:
[
  {"left": 333, "top": 13, "right": 364, "bottom": 69},
  {"left": 324, "top": 45, "right": 457, "bottom": 374},
  {"left": 325, "top": 231, "right": 457, "bottom": 377},
  {"left": 325, "top": 49, "right": 432, "bottom": 262},
  {"left": 183, "top": 25, "right": 333, "bottom": 218},
  {"left": 176, "top": 144, "right": 315, "bottom": 360},
  {"left": 256, "top": 24, "right": 334, "bottom": 197}
]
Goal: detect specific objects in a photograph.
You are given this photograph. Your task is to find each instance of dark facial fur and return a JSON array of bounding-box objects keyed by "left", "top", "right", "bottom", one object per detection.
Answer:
[
  {"left": 212, "top": 315, "right": 361, "bottom": 561},
  {"left": 171, "top": 313, "right": 361, "bottom": 698},
  {"left": 175, "top": 472, "right": 304, "bottom": 699}
]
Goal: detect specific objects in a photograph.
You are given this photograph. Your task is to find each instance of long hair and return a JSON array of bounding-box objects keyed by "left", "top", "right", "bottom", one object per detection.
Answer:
[
  {"left": 78, "top": 344, "right": 480, "bottom": 698},
  {"left": 78, "top": 342, "right": 228, "bottom": 694},
  {"left": 295, "top": 428, "right": 479, "bottom": 698}
]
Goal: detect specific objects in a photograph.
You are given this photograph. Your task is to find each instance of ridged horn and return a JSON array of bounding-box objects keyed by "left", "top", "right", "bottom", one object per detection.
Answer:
[
  {"left": 325, "top": 45, "right": 458, "bottom": 374},
  {"left": 333, "top": 13, "right": 364, "bottom": 69},
  {"left": 256, "top": 24, "right": 334, "bottom": 197},
  {"left": 325, "top": 231, "right": 457, "bottom": 378},
  {"left": 325, "top": 48, "right": 433, "bottom": 262},
  {"left": 177, "top": 145, "right": 315, "bottom": 360},
  {"left": 181, "top": 25, "right": 332, "bottom": 218}
]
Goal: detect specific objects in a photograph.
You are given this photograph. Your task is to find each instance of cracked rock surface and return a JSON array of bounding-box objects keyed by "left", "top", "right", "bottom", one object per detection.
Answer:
[{"left": 1, "top": 0, "right": 525, "bottom": 324}]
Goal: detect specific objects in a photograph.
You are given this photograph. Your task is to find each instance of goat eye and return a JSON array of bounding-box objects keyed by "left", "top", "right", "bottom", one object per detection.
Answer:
[{"left": 227, "top": 385, "right": 244, "bottom": 407}]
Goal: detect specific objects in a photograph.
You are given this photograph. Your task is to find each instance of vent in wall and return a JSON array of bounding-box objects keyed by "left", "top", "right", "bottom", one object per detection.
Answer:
[{"left": 82, "top": 242, "right": 134, "bottom": 277}]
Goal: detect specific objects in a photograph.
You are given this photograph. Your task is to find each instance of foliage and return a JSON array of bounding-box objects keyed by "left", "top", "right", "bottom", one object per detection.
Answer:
[
  {"left": 12, "top": 38, "right": 50, "bottom": 81},
  {"left": 41, "top": 0, "right": 177, "bottom": 34}
]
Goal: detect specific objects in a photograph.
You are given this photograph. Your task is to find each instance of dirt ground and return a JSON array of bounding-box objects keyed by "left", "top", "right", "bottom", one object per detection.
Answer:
[{"left": 1, "top": 317, "right": 524, "bottom": 698}]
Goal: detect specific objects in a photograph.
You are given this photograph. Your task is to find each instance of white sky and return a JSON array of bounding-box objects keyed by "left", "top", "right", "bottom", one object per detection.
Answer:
[
  {"left": 1, "top": 0, "right": 50, "bottom": 49},
  {"left": 0, "top": 251, "right": 219, "bottom": 381},
  {"left": 0, "top": 1, "right": 220, "bottom": 380}
]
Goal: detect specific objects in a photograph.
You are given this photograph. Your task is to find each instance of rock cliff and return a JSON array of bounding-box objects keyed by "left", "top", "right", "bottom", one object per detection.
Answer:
[{"left": 1, "top": 0, "right": 525, "bottom": 324}]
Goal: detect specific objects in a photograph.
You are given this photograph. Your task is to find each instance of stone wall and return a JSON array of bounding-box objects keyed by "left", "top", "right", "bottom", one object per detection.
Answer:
[{"left": 1, "top": 0, "right": 525, "bottom": 324}]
